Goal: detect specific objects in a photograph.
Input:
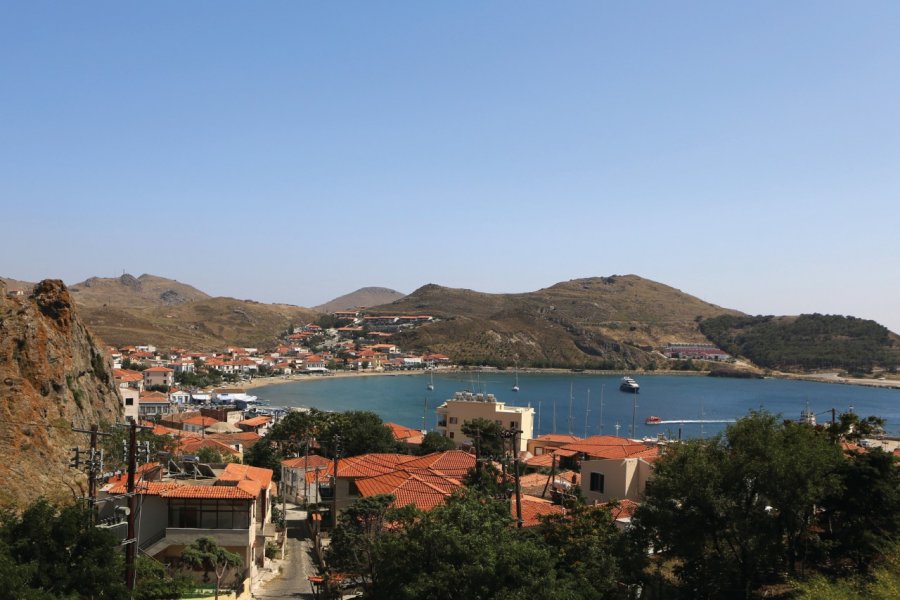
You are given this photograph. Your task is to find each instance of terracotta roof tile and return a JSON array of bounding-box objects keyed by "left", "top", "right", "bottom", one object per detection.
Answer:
[
  {"left": 516, "top": 495, "right": 565, "bottom": 527},
  {"left": 282, "top": 455, "right": 331, "bottom": 469},
  {"left": 162, "top": 485, "right": 257, "bottom": 500}
]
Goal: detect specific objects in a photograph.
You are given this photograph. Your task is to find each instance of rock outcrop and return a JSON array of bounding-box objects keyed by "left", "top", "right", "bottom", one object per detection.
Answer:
[{"left": 0, "top": 280, "right": 122, "bottom": 509}]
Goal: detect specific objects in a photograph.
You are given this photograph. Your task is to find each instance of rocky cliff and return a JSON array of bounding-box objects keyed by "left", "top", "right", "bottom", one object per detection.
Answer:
[{"left": 0, "top": 280, "right": 122, "bottom": 509}]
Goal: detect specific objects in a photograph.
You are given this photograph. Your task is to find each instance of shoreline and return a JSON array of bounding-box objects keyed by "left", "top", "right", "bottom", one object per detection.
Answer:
[{"left": 234, "top": 366, "right": 900, "bottom": 392}]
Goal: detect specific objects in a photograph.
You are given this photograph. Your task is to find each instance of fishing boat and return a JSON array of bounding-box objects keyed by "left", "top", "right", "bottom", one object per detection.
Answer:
[
  {"left": 645, "top": 415, "right": 662, "bottom": 425},
  {"left": 619, "top": 376, "right": 640, "bottom": 393}
]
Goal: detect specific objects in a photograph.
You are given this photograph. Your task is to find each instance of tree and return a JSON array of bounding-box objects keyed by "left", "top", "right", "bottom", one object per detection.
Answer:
[
  {"left": 181, "top": 537, "right": 243, "bottom": 600},
  {"left": 820, "top": 448, "right": 900, "bottom": 571},
  {"left": 633, "top": 411, "right": 845, "bottom": 598},
  {"left": 196, "top": 446, "right": 224, "bottom": 464},
  {"left": 368, "top": 490, "right": 560, "bottom": 600},
  {"left": 417, "top": 431, "right": 456, "bottom": 455},
  {"left": 326, "top": 494, "right": 417, "bottom": 592},
  {"left": 461, "top": 418, "right": 505, "bottom": 458},
  {"left": 134, "top": 555, "right": 192, "bottom": 600},
  {"left": 318, "top": 411, "right": 400, "bottom": 458},
  {"left": 0, "top": 498, "right": 126, "bottom": 599}
]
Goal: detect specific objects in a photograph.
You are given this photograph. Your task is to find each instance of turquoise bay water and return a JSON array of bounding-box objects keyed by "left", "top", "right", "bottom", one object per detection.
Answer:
[{"left": 254, "top": 373, "right": 900, "bottom": 440}]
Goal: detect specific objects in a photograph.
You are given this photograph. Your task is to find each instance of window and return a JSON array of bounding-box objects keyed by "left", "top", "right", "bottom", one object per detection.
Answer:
[
  {"left": 510, "top": 421, "right": 516, "bottom": 428},
  {"left": 589, "top": 472, "right": 604, "bottom": 493},
  {"left": 449, "top": 417, "right": 458, "bottom": 425},
  {"left": 125, "top": 398, "right": 133, "bottom": 406},
  {"left": 168, "top": 499, "right": 251, "bottom": 529},
  {"left": 495, "top": 420, "right": 502, "bottom": 426},
  {"left": 449, "top": 432, "right": 454, "bottom": 439}
]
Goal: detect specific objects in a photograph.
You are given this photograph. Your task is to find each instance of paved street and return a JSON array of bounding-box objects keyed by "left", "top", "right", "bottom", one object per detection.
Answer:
[{"left": 253, "top": 505, "right": 317, "bottom": 599}]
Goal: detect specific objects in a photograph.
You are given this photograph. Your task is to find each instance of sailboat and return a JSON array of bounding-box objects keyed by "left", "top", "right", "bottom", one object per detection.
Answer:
[
  {"left": 512, "top": 358, "right": 520, "bottom": 392},
  {"left": 426, "top": 370, "right": 434, "bottom": 391}
]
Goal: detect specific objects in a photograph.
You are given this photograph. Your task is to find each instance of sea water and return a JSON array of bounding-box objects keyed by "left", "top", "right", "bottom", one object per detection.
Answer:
[{"left": 253, "top": 372, "right": 900, "bottom": 439}]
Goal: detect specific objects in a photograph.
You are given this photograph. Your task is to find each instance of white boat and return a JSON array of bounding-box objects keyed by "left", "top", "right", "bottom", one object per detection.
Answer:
[
  {"left": 427, "top": 370, "right": 434, "bottom": 391},
  {"left": 512, "top": 358, "right": 520, "bottom": 392},
  {"left": 619, "top": 376, "right": 640, "bottom": 393}
]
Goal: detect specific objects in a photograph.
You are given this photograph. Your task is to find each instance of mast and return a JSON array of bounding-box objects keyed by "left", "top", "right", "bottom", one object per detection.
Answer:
[
  {"left": 631, "top": 394, "right": 637, "bottom": 439},
  {"left": 598, "top": 384, "right": 604, "bottom": 435},
  {"left": 583, "top": 388, "right": 591, "bottom": 438},
  {"left": 567, "top": 383, "right": 574, "bottom": 435}
]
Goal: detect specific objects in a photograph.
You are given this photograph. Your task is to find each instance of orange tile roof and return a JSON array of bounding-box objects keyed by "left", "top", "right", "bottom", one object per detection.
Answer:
[
  {"left": 385, "top": 422, "right": 424, "bottom": 443},
  {"left": 180, "top": 438, "right": 241, "bottom": 456},
  {"left": 162, "top": 485, "right": 257, "bottom": 500},
  {"left": 400, "top": 450, "right": 476, "bottom": 478},
  {"left": 282, "top": 455, "right": 332, "bottom": 469},
  {"left": 355, "top": 471, "right": 460, "bottom": 511},
  {"left": 144, "top": 366, "right": 174, "bottom": 373},
  {"left": 603, "top": 499, "right": 640, "bottom": 521},
  {"left": 208, "top": 432, "right": 263, "bottom": 446},
  {"left": 535, "top": 434, "right": 583, "bottom": 444},
  {"left": 237, "top": 416, "right": 271, "bottom": 427},
  {"left": 113, "top": 368, "right": 144, "bottom": 382},
  {"left": 152, "top": 424, "right": 201, "bottom": 438},
  {"left": 105, "top": 481, "right": 180, "bottom": 496},
  {"left": 218, "top": 463, "right": 274, "bottom": 489},
  {"left": 559, "top": 436, "right": 651, "bottom": 459},
  {"left": 183, "top": 416, "right": 221, "bottom": 427},
  {"left": 525, "top": 454, "right": 556, "bottom": 468},
  {"left": 516, "top": 495, "right": 565, "bottom": 527}
]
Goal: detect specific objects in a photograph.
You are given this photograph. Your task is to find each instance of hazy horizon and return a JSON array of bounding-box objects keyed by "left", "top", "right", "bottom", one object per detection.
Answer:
[{"left": 2, "top": 3, "right": 898, "bottom": 333}]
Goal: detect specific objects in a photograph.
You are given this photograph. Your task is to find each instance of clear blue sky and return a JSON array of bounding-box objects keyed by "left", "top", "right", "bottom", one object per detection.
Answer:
[{"left": 2, "top": 2, "right": 898, "bottom": 332}]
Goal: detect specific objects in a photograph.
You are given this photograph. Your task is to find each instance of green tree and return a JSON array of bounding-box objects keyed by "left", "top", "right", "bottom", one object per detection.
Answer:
[
  {"left": 633, "top": 411, "right": 844, "bottom": 598},
  {"left": 820, "top": 448, "right": 900, "bottom": 571},
  {"left": 196, "top": 446, "right": 224, "bottom": 464},
  {"left": 134, "top": 555, "right": 192, "bottom": 600},
  {"left": 318, "top": 411, "right": 401, "bottom": 458},
  {"left": 181, "top": 537, "right": 243, "bottom": 600},
  {"left": 417, "top": 431, "right": 456, "bottom": 455},
  {"left": 461, "top": 417, "right": 505, "bottom": 458},
  {"left": 0, "top": 499, "right": 127, "bottom": 599},
  {"left": 369, "top": 490, "right": 561, "bottom": 600}
]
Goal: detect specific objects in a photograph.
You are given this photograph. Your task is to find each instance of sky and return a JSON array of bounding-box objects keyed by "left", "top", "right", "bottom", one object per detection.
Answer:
[{"left": 1, "top": 2, "right": 898, "bottom": 332}]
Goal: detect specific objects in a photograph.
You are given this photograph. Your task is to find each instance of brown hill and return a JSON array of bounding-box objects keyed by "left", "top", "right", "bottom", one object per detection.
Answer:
[
  {"left": 376, "top": 275, "right": 742, "bottom": 368},
  {"left": 0, "top": 279, "right": 123, "bottom": 509},
  {"left": 314, "top": 286, "right": 406, "bottom": 313},
  {"left": 69, "top": 273, "right": 210, "bottom": 307},
  {"left": 0, "top": 276, "right": 36, "bottom": 294},
  {"left": 78, "top": 297, "right": 320, "bottom": 351}
]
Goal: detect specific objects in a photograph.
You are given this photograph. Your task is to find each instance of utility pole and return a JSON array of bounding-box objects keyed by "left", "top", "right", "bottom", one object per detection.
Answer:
[
  {"left": 72, "top": 424, "right": 111, "bottom": 524},
  {"left": 512, "top": 428, "right": 523, "bottom": 529},
  {"left": 125, "top": 419, "right": 138, "bottom": 596},
  {"left": 330, "top": 435, "right": 341, "bottom": 529}
]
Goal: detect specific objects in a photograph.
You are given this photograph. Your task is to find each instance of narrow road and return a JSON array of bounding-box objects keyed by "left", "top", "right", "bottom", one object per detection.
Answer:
[{"left": 253, "top": 506, "right": 317, "bottom": 599}]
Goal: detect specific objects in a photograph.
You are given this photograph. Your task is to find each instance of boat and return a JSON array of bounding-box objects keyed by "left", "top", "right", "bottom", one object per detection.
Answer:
[
  {"left": 619, "top": 376, "right": 640, "bottom": 393},
  {"left": 645, "top": 415, "right": 662, "bottom": 425},
  {"left": 512, "top": 358, "right": 520, "bottom": 392},
  {"left": 426, "top": 370, "right": 434, "bottom": 391}
]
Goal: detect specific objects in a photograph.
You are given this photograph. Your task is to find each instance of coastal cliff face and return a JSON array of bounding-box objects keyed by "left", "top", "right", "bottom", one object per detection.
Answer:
[{"left": 0, "top": 280, "right": 122, "bottom": 509}]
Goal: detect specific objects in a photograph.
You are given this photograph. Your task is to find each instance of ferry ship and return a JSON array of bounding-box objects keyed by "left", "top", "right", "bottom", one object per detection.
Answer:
[{"left": 620, "top": 376, "right": 640, "bottom": 393}]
